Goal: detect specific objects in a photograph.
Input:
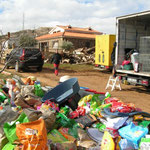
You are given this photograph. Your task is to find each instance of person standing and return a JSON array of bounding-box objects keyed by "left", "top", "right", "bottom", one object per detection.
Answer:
[
  {"left": 50, "top": 49, "right": 62, "bottom": 76},
  {"left": 111, "top": 42, "right": 117, "bottom": 78}
]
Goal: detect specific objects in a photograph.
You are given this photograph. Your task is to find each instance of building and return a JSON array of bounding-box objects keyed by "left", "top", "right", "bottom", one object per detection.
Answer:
[{"left": 36, "top": 25, "right": 102, "bottom": 52}]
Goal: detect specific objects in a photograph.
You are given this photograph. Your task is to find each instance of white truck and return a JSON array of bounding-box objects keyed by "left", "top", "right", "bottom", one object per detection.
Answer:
[{"left": 115, "top": 10, "right": 150, "bottom": 86}]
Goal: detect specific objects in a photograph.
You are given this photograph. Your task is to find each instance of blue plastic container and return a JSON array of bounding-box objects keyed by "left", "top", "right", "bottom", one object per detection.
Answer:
[{"left": 42, "top": 78, "right": 80, "bottom": 110}]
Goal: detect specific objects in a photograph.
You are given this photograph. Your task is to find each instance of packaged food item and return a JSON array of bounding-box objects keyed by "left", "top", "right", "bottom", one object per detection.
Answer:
[
  {"left": 118, "top": 122, "right": 148, "bottom": 149},
  {"left": 16, "top": 118, "right": 48, "bottom": 150},
  {"left": 50, "top": 141, "right": 77, "bottom": 150},
  {"left": 119, "top": 138, "right": 136, "bottom": 150},
  {"left": 58, "top": 127, "right": 76, "bottom": 142},
  {"left": 138, "top": 120, "right": 150, "bottom": 128},
  {"left": 59, "top": 106, "right": 70, "bottom": 116},
  {"left": 47, "top": 129, "right": 68, "bottom": 143},
  {"left": 78, "top": 95, "right": 93, "bottom": 107},
  {"left": 139, "top": 137, "right": 150, "bottom": 150},
  {"left": 69, "top": 106, "right": 86, "bottom": 119},
  {"left": 134, "top": 115, "right": 144, "bottom": 121},
  {"left": 101, "top": 131, "right": 115, "bottom": 150},
  {"left": 75, "top": 114, "right": 97, "bottom": 129}
]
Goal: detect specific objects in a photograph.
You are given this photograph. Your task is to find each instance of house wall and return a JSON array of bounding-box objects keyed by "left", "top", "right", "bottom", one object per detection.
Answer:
[
  {"left": 37, "top": 37, "right": 95, "bottom": 57},
  {"left": 64, "top": 37, "right": 95, "bottom": 49},
  {"left": 37, "top": 37, "right": 63, "bottom": 52}
]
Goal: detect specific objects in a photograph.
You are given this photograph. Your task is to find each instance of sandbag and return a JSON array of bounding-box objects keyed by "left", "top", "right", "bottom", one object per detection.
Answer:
[
  {"left": 14, "top": 93, "right": 42, "bottom": 109},
  {"left": 16, "top": 118, "right": 48, "bottom": 150},
  {"left": 40, "top": 107, "right": 56, "bottom": 132},
  {"left": 14, "top": 93, "right": 33, "bottom": 109},
  {"left": 23, "top": 108, "right": 42, "bottom": 122},
  {"left": 77, "top": 128, "right": 97, "bottom": 148},
  {"left": 23, "top": 93, "right": 42, "bottom": 109}
]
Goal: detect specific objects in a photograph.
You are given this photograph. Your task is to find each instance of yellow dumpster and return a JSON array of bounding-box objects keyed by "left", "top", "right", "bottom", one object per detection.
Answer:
[{"left": 95, "top": 34, "right": 116, "bottom": 70}]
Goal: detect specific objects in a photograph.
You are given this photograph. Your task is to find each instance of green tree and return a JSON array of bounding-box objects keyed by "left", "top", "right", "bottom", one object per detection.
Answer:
[
  {"left": 61, "top": 40, "right": 74, "bottom": 51},
  {"left": 19, "top": 34, "right": 37, "bottom": 47}
]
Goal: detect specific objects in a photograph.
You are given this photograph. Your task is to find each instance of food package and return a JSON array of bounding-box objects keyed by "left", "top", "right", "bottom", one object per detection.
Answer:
[
  {"left": 16, "top": 118, "right": 48, "bottom": 150},
  {"left": 118, "top": 122, "right": 148, "bottom": 149},
  {"left": 101, "top": 131, "right": 115, "bottom": 150}
]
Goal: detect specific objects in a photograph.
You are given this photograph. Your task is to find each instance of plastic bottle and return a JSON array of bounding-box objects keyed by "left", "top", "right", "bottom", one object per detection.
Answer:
[
  {"left": 34, "top": 80, "right": 44, "bottom": 97},
  {"left": 0, "top": 89, "right": 7, "bottom": 102}
]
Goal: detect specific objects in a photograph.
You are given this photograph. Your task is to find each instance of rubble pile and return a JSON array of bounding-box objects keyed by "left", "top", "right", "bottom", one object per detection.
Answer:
[
  {"left": 0, "top": 75, "right": 150, "bottom": 150},
  {"left": 62, "top": 47, "right": 95, "bottom": 64}
]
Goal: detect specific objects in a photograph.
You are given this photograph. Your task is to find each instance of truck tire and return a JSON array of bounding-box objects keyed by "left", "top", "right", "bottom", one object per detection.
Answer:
[
  {"left": 6, "top": 65, "right": 9, "bottom": 69},
  {"left": 37, "top": 66, "right": 42, "bottom": 72}
]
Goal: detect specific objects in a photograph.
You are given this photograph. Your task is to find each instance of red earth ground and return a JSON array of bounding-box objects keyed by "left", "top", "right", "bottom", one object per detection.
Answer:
[{"left": 2, "top": 65, "right": 150, "bottom": 113}]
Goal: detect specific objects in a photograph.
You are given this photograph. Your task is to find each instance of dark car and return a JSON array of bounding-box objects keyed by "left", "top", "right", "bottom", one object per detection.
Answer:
[{"left": 6, "top": 47, "right": 44, "bottom": 72}]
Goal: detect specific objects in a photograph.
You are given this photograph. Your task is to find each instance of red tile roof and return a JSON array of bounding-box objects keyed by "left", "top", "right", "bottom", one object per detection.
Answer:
[
  {"left": 36, "top": 32, "right": 63, "bottom": 40},
  {"left": 57, "top": 25, "right": 101, "bottom": 34},
  {"left": 36, "top": 25, "right": 102, "bottom": 41},
  {"left": 64, "top": 32, "right": 98, "bottom": 39}
]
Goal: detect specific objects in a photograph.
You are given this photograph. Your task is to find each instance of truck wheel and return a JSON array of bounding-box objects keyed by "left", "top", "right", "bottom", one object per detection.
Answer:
[
  {"left": 37, "top": 66, "right": 42, "bottom": 72},
  {"left": 15, "top": 61, "right": 20, "bottom": 72},
  {"left": 6, "top": 65, "right": 9, "bottom": 69}
]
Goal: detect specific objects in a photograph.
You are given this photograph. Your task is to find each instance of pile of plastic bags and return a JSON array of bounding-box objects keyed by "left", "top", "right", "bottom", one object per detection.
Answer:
[{"left": 0, "top": 75, "right": 150, "bottom": 150}]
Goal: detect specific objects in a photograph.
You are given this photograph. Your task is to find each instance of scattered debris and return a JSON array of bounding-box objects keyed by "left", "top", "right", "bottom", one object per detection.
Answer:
[{"left": 0, "top": 75, "right": 150, "bottom": 149}]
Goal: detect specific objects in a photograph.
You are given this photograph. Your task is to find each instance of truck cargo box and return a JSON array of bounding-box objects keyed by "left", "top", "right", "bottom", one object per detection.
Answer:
[{"left": 115, "top": 11, "right": 150, "bottom": 86}]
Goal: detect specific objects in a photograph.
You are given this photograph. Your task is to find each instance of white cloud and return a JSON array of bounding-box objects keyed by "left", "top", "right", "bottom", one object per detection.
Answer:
[{"left": 0, "top": 0, "right": 150, "bottom": 34}]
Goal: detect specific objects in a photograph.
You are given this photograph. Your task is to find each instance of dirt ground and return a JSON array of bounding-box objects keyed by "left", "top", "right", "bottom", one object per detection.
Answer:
[{"left": 2, "top": 65, "right": 150, "bottom": 113}]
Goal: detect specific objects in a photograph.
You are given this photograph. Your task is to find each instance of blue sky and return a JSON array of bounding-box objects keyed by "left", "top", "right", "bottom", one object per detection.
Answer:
[{"left": 0, "top": 0, "right": 150, "bottom": 35}]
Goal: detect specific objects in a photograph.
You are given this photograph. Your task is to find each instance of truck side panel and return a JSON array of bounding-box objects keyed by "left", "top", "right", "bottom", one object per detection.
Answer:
[{"left": 116, "top": 12, "right": 150, "bottom": 86}]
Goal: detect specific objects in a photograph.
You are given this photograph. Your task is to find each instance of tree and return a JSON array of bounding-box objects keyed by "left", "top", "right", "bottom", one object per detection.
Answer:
[
  {"left": 61, "top": 40, "right": 74, "bottom": 51},
  {"left": 19, "top": 34, "right": 37, "bottom": 47}
]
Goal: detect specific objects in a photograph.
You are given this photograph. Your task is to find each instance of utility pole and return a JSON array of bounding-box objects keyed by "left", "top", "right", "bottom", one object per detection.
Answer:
[
  {"left": 0, "top": 29, "right": 3, "bottom": 36},
  {"left": 22, "top": 12, "right": 25, "bottom": 30}
]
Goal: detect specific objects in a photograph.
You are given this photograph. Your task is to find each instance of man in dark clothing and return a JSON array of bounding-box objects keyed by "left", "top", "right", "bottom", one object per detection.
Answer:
[
  {"left": 111, "top": 42, "right": 117, "bottom": 78},
  {"left": 50, "top": 49, "right": 62, "bottom": 76},
  {"left": 111, "top": 42, "right": 117, "bottom": 66}
]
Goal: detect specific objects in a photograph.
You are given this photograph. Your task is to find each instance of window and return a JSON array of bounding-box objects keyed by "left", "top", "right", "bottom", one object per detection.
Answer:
[{"left": 52, "top": 41, "right": 59, "bottom": 49}]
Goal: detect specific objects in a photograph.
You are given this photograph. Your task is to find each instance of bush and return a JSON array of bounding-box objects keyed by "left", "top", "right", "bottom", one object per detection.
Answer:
[
  {"left": 61, "top": 40, "right": 74, "bottom": 51},
  {"left": 19, "top": 34, "right": 37, "bottom": 47}
]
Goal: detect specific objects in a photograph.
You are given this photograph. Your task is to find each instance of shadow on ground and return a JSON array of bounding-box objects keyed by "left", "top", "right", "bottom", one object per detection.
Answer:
[{"left": 121, "top": 85, "right": 150, "bottom": 94}]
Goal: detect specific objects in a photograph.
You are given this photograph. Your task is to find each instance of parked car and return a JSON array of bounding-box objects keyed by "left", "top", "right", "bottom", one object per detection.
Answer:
[{"left": 6, "top": 47, "right": 44, "bottom": 72}]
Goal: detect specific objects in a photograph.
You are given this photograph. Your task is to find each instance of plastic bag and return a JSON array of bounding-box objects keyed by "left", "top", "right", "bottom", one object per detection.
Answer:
[
  {"left": 78, "top": 95, "right": 93, "bottom": 107},
  {"left": 77, "top": 128, "right": 97, "bottom": 148},
  {"left": 16, "top": 118, "right": 48, "bottom": 150},
  {"left": 119, "top": 139, "right": 136, "bottom": 150},
  {"left": 2, "top": 142, "right": 15, "bottom": 150},
  {"left": 59, "top": 106, "right": 70, "bottom": 116},
  {"left": 118, "top": 122, "right": 148, "bottom": 149},
  {"left": 0, "top": 89, "right": 7, "bottom": 102},
  {"left": 139, "top": 137, "right": 150, "bottom": 150},
  {"left": 3, "top": 112, "right": 29, "bottom": 144},
  {"left": 47, "top": 129, "right": 68, "bottom": 143},
  {"left": 50, "top": 141, "right": 77, "bottom": 150},
  {"left": 56, "top": 113, "right": 76, "bottom": 128},
  {"left": 138, "top": 120, "right": 150, "bottom": 128},
  {"left": 58, "top": 127, "right": 76, "bottom": 142},
  {"left": 101, "top": 131, "right": 115, "bottom": 150},
  {"left": 90, "top": 94, "right": 102, "bottom": 107}
]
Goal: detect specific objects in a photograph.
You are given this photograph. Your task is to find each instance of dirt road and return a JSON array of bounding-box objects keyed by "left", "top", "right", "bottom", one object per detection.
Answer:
[{"left": 2, "top": 65, "right": 150, "bottom": 113}]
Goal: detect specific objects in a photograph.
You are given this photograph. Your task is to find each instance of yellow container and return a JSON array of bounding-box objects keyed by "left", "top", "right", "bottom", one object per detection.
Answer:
[{"left": 95, "top": 34, "right": 116, "bottom": 68}]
